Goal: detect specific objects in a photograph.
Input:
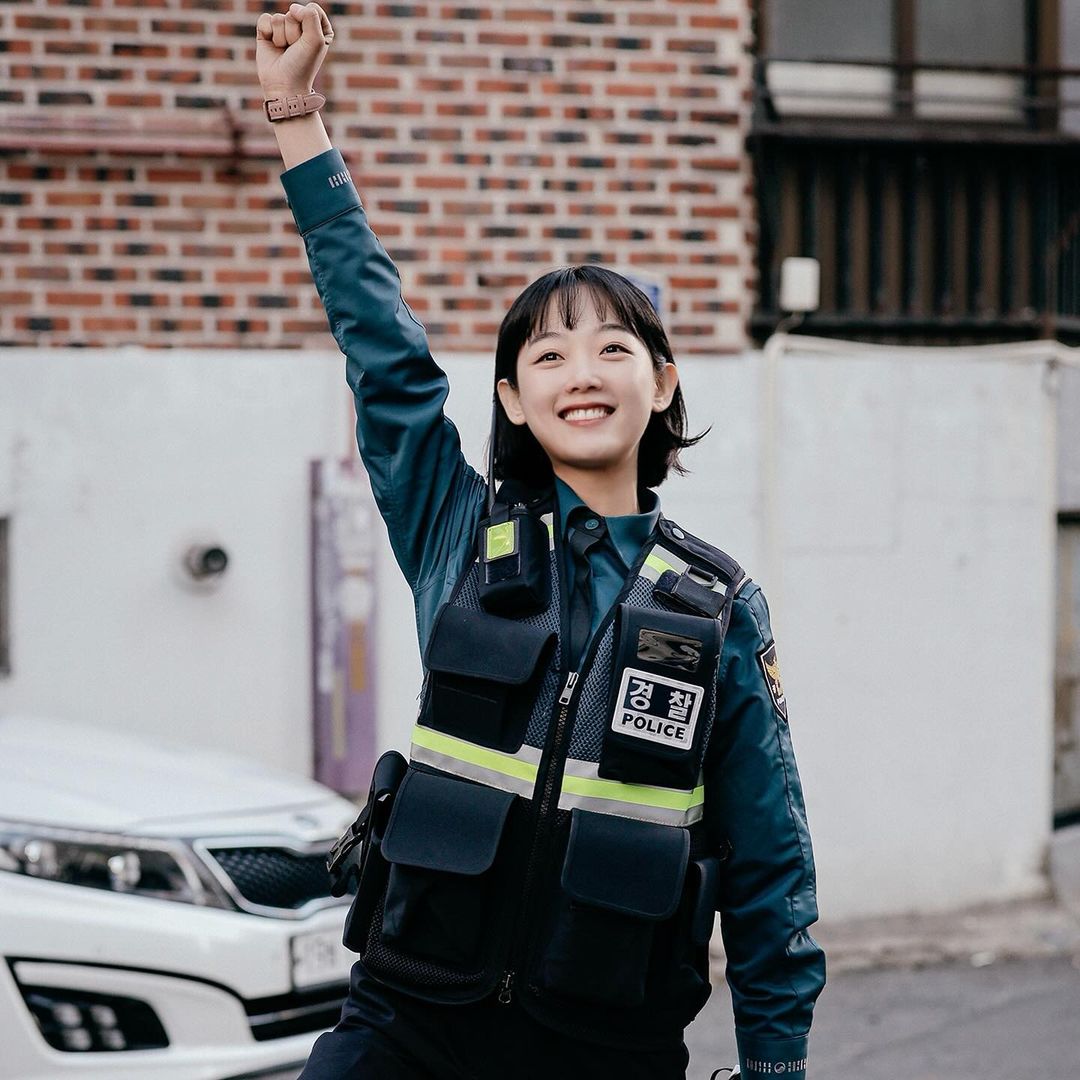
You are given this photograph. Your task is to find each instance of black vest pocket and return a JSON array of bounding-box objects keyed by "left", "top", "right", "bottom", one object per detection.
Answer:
[
  {"left": 598, "top": 604, "right": 721, "bottom": 790},
  {"left": 340, "top": 750, "right": 408, "bottom": 953},
  {"left": 377, "top": 767, "right": 516, "bottom": 972},
  {"left": 419, "top": 603, "right": 556, "bottom": 753},
  {"left": 537, "top": 809, "right": 690, "bottom": 1008}
]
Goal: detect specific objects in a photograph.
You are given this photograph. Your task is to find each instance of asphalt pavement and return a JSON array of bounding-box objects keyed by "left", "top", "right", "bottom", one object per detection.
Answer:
[
  {"left": 685, "top": 952, "right": 1080, "bottom": 1080},
  {"left": 686, "top": 855, "right": 1080, "bottom": 1080}
]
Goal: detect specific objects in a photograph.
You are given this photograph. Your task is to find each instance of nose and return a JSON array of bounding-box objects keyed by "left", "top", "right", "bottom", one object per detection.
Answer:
[{"left": 563, "top": 352, "right": 603, "bottom": 393}]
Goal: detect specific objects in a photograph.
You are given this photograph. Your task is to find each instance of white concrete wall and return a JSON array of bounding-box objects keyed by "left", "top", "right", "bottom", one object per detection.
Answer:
[
  {"left": 0, "top": 348, "right": 354, "bottom": 775},
  {"left": 0, "top": 340, "right": 1061, "bottom": 920},
  {"left": 765, "top": 339, "right": 1057, "bottom": 920}
]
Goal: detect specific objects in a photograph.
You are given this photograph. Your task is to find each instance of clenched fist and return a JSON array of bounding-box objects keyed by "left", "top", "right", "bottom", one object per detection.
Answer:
[{"left": 256, "top": 2, "right": 334, "bottom": 98}]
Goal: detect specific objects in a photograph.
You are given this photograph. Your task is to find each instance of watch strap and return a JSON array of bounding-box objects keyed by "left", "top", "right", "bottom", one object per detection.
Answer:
[{"left": 263, "top": 91, "right": 326, "bottom": 122}]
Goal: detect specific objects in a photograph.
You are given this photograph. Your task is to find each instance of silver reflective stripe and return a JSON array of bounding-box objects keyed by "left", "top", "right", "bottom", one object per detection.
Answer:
[
  {"left": 541, "top": 511, "right": 555, "bottom": 549},
  {"left": 409, "top": 723, "right": 539, "bottom": 799}
]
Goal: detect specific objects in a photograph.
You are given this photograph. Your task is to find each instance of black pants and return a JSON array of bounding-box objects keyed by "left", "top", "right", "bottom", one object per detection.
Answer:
[{"left": 300, "top": 962, "right": 690, "bottom": 1080}]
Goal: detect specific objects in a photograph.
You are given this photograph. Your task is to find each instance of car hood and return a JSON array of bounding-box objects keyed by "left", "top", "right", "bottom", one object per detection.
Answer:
[{"left": 1, "top": 715, "right": 359, "bottom": 837}]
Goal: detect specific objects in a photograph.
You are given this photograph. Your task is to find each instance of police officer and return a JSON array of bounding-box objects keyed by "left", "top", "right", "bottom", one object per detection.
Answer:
[{"left": 256, "top": 6, "right": 826, "bottom": 1078}]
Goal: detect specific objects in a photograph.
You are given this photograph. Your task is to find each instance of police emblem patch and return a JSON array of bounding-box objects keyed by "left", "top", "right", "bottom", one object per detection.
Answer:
[
  {"left": 757, "top": 641, "right": 788, "bottom": 720},
  {"left": 610, "top": 667, "right": 704, "bottom": 750}
]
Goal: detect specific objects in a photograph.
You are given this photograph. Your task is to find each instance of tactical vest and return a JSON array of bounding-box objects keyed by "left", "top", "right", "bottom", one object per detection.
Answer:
[{"left": 338, "top": 504, "right": 747, "bottom": 1050}]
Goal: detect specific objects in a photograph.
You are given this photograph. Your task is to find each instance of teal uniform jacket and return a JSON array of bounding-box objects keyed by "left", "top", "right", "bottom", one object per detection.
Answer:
[{"left": 280, "top": 147, "right": 825, "bottom": 1079}]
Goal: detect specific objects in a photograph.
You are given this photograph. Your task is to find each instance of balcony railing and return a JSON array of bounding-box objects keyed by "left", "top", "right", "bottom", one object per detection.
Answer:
[{"left": 751, "top": 57, "right": 1080, "bottom": 343}]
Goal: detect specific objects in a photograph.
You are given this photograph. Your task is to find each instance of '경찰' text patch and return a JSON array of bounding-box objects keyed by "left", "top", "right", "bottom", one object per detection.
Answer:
[{"left": 610, "top": 668, "right": 704, "bottom": 750}]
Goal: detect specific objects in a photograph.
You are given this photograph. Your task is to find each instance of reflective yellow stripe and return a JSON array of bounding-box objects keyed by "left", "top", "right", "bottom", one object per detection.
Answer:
[
  {"left": 561, "top": 774, "right": 704, "bottom": 813},
  {"left": 643, "top": 552, "right": 677, "bottom": 578},
  {"left": 411, "top": 724, "right": 704, "bottom": 823},
  {"left": 410, "top": 724, "right": 539, "bottom": 783}
]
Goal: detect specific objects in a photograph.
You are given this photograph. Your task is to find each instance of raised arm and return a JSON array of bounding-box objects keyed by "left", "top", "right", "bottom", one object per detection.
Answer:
[{"left": 256, "top": 4, "right": 485, "bottom": 600}]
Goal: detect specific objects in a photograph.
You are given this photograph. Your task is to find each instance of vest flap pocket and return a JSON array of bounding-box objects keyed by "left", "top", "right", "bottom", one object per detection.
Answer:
[
  {"left": 598, "top": 603, "right": 720, "bottom": 789},
  {"left": 561, "top": 809, "right": 690, "bottom": 920},
  {"left": 424, "top": 603, "right": 556, "bottom": 685},
  {"left": 381, "top": 768, "right": 516, "bottom": 875}
]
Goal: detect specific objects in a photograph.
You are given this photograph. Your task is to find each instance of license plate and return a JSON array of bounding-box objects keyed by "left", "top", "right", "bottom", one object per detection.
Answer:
[{"left": 290, "top": 928, "right": 354, "bottom": 990}]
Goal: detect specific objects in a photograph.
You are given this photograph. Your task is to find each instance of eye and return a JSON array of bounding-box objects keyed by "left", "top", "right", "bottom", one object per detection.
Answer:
[
  {"left": 602, "top": 343, "right": 630, "bottom": 355},
  {"left": 536, "top": 351, "right": 561, "bottom": 363}
]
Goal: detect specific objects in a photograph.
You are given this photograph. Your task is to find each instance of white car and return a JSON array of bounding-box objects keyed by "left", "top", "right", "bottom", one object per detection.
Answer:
[{"left": 0, "top": 716, "right": 361, "bottom": 1080}]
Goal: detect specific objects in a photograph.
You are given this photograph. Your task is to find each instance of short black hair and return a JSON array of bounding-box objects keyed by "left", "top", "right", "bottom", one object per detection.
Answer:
[{"left": 492, "top": 265, "right": 707, "bottom": 491}]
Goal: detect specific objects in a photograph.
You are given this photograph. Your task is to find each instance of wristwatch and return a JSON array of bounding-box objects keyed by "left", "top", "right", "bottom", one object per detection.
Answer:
[{"left": 263, "top": 90, "right": 326, "bottom": 122}]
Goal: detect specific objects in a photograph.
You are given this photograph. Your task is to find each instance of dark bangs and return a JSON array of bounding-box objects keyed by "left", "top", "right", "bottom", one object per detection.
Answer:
[{"left": 492, "top": 265, "right": 707, "bottom": 491}]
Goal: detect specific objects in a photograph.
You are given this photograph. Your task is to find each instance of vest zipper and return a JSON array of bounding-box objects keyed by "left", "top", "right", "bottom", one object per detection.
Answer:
[
  {"left": 505, "top": 668, "right": 580, "bottom": 995},
  {"left": 558, "top": 671, "right": 578, "bottom": 704}
]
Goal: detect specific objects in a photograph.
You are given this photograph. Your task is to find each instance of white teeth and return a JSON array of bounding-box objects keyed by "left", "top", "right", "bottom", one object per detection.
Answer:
[{"left": 562, "top": 407, "right": 611, "bottom": 421}]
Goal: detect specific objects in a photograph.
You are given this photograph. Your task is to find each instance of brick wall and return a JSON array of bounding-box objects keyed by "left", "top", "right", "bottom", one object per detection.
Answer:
[{"left": 0, "top": 0, "right": 754, "bottom": 354}]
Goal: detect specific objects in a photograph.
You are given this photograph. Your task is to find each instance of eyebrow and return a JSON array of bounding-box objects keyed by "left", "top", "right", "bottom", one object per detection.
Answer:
[{"left": 526, "top": 322, "right": 634, "bottom": 347}]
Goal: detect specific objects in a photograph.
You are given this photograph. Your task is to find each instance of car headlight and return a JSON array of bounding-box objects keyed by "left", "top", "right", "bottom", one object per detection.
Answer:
[{"left": 0, "top": 821, "right": 232, "bottom": 909}]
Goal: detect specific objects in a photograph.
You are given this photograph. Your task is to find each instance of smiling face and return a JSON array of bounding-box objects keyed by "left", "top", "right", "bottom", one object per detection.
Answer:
[{"left": 496, "top": 287, "right": 678, "bottom": 500}]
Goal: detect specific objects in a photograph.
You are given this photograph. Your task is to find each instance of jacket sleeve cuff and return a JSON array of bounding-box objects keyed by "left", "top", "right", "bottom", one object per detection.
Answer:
[
  {"left": 736, "top": 1032, "right": 809, "bottom": 1079},
  {"left": 279, "top": 147, "right": 362, "bottom": 236}
]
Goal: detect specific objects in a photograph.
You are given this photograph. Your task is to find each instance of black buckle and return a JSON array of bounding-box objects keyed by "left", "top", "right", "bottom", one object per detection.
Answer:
[
  {"left": 653, "top": 568, "right": 725, "bottom": 620},
  {"left": 326, "top": 803, "right": 370, "bottom": 898}
]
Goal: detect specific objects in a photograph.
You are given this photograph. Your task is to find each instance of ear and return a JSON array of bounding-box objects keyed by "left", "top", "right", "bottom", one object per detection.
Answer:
[
  {"left": 652, "top": 362, "right": 679, "bottom": 413},
  {"left": 497, "top": 377, "right": 527, "bottom": 426}
]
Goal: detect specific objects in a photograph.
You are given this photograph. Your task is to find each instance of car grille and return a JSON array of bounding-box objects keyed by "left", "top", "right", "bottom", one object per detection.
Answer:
[
  {"left": 206, "top": 846, "right": 333, "bottom": 911},
  {"left": 244, "top": 983, "right": 348, "bottom": 1042}
]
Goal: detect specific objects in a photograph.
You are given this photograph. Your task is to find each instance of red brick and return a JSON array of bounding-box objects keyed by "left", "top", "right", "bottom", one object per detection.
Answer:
[
  {"left": 17, "top": 217, "right": 74, "bottom": 231},
  {"left": 181, "top": 194, "right": 237, "bottom": 210},
  {"left": 478, "top": 31, "right": 531, "bottom": 45},
  {"left": 605, "top": 83, "right": 657, "bottom": 97},
  {"left": 149, "top": 69, "right": 201, "bottom": 83},
  {"left": 346, "top": 74, "right": 402, "bottom": 90},
  {"left": 15, "top": 14, "right": 73, "bottom": 30},
  {"left": 83, "top": 267, "right": 138, "bottom": 282},
  {"left": 689, "top": 16, "right": 741, "bottom": 30},
  {"left": 416, "top": 176, "right": 469, "bottom": 190},
  {"left": 691, "top": 205, "right": 741, "bottom": 218},
  {"left": 16, "top": 266, "right": 70, "bottom": 281},
  {"left": 476, "top": 79, "right": 528, "bottom": 94},
  {"left": 16, "top": 315, "right": 72, "bottom": 331},
  {"left": 505, "top": 9, "right": 555, "bottom": 22},
  {"left": 12, "top": 64, "right": 69, "bottom": 79},
  {"left": 148, "top": 167, "right": 204, "bottom": 182},
  {"left": 214, "top": 268, "right": 270, "bottom": 284},
  {"left": 45, "top": 291, "right": 105, "bottom": 306},
  {"left": 628, "top": 12, "right": 678, "bottom": 26},
  {"left": 46, "top": 192, "right": 103, "bottom": 207},
  {"left": 82, "top": 316, "right": 139, "bottom": 332},
  {"left": 83, "top": 17, "right": 141, "bottom": 33}
]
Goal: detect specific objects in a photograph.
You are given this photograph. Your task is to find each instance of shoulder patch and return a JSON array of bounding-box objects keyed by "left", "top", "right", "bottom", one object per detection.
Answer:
[{"left": 757, "top": 640, "right": 788, "bottom": 721}]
